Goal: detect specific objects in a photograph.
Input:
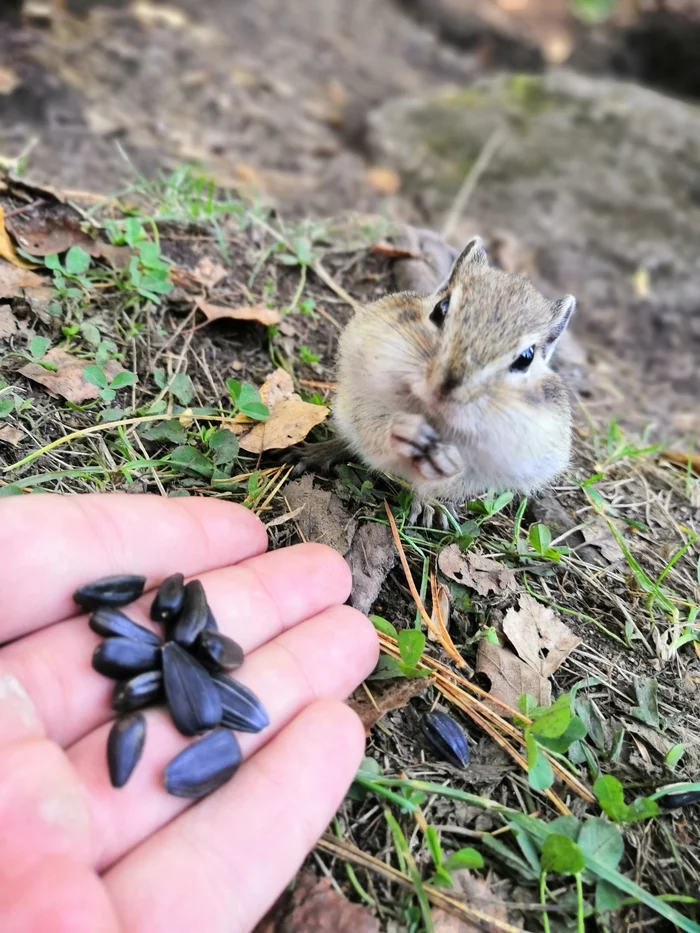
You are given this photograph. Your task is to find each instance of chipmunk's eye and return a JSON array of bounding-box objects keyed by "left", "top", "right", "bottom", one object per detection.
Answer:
[
  {"left": 430, "top": 297, "right": 450, "bottom": 328},
  {"left": 510, "top": 345, "right": 536, "bottom": 372}
]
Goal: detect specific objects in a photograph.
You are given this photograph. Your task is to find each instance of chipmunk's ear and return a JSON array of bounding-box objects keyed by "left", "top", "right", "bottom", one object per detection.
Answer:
[
  {"left": 451, "top": 237, "right": 489, "bottom": 280},
  {"left": 544, "top": 295, "right": 575, "bottom": 360},
  {"left": 436, "top": 237, "right": 489, "bottom": 292}
]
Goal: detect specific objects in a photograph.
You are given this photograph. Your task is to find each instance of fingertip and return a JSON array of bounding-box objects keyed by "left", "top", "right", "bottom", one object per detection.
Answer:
[
  {"left": 298, "top": 543, "right": 353, "bottom": 601},
  {"left": 305, "top": 698, "right": 368, "bottom": 772},
  {"left": 171, "top": 496, "right": 269, "bottom": 557}
]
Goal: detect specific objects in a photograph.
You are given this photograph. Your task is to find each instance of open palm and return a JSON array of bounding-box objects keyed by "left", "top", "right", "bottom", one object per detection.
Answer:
[{"left": 0, "top": 493, "right": 378, "bottom": 933}]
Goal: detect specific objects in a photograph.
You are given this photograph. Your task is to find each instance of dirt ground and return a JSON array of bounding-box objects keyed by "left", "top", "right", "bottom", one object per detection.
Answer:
[{"left": 0, "top": 1, "right": 699, "bottom": 931}]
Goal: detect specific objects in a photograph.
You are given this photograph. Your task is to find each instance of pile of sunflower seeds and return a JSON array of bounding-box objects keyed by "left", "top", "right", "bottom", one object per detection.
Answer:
[{"left": 74, "top": 572, "right": 269, "bottom": 799}]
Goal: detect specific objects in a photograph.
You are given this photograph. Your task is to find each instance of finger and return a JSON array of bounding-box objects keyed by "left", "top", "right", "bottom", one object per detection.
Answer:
[
  {"left": 0, "top": 678, "right": 118, "bottom": 933},
  {"left": 105, "top": 700, "right": 366, "bottom": 933},
  {"left": 0, "top": 493, "right": 268, "bottom": 640},
  {"left": 67, "top": 604, "right": 378, "bottom": 870},
  {"left": 2, "top": 855, "right": 120, "bottom": 933},
  {"left": 2, "top": 542, "right": 353, "bottom": 747}
]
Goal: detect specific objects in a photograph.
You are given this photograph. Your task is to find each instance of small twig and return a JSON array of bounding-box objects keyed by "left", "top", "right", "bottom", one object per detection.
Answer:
[
  {"left": 318, "top": 834, "right": 522, "bottom": 933},
  {"left": 3, "top": 198, "right": 46, "bottom": 219},
  {"left": 441, "top": 128, "right": 506, "bottom": 242},
  {"left": 384, "top": 501, "right": 467, "bottom": 668}
]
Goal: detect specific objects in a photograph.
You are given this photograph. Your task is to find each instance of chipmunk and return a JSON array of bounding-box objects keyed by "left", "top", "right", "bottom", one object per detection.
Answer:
[{"left": 294, "top": 236, "right": 575, "bottom": 526}]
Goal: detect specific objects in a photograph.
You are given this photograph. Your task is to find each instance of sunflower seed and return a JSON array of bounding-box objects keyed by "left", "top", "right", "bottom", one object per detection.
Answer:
[
  {"left": 658, "top": 789, "right": 700, "bottom": 810},
  {"left": 211, "top": 673, "right": 269, "bottom": 733},
  {"left": 89, "top": 607, "right": 162, "bottom": 646},
  {"left": 162, "top": 642, "right": 222, "bottom": 736},
  {"left": 93, "top": 637, "right": 161, "bottom": 679},
  {"left": 422, "top": 711, "right": 470, "bottom": 768},
  {"left": 74, "top": 574, "right": 146, "bottom": 610},
  {"left": 112, "top": 670, "right": 164, "bottom": 713},
  {"left": 203, "top": 607, "right": 219, "bottom": 632},
  {"left": 193, "top": 630, "right": 244, "bottom": 673},
  {"left": 150, "top": 572, "right": 185, "bottom": 623},
  {"left": 107, "top": 712, "right": 146, "bottom": 788},
  {"left": 171, "top": 580, "right": 208, "bottom": 647},
  {"left": 164, "top": 728, "right": 242, "bottom": 799}
]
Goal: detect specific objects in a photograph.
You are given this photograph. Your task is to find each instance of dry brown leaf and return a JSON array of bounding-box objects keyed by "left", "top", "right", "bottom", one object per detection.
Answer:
[
  {"left": 432, "top": 872, "right": 511, "bottom": 933},
  {"left": 370, "top": 240, "right": 420, "bottom": 260},
  {"left": 0, "top": 304, "right": 18, "bottom": 339},
  {"left": 195, "top": 297, "right": 281, "bottom": 327},
  {"left": 18, "top": 349, "right": 123, "bottom": 404},
  {"left": 258, "top": 367, "right": 295, "bottom": 408},
  {"left": 239, "top": 398, "right": 329, "bottom": 453},
  {"left": 438, "top": 545, "right": 517, "bottom": 597},
  {"left": 6, "top": 209, "right": 96, "bottom": 257},
  {"left": 502, "top": 594, "right": 581, "bottom": 678},
  {"left": 660, "top": 448, "right": 700, "bottom": 475},
  {"left": 254, "top": 871, "right": 379, "bottom": 933},
  {"left": 348, "top": 678, "right": 427, "bottom": 733},
  {"left": 0, "top": 260, "right": 46, "bottom": 299},
  {"left": 0, "top": 208, "right": 38, "bottom": 270},
  {"left": 0, "top": 67, "right": 20, "bottom": 96},
  {"left": 284, "top": 473, "right": 356, "bottom": 555},
  {"left": 581, "top": 521, "right": 624, "bottom": 563},
  {"left": 0, "top": 424, "right": 22, "bottom": 447},
  {"left": 346, "top": 521, "right": 396, "bottom": 616},
  {"left": 365, "top": 165, "right": 401, "bottom": 195},
  {"left": 476, "top": 639, "right": 551, "bottom": 709},
  {"left": 193, "top": 256, "right": 227, "bottom": 290}
]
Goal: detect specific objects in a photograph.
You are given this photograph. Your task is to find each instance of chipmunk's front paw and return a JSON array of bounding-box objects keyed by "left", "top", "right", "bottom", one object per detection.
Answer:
[{"left": 390, "top": 413, "right": 463, "bottom": 481}]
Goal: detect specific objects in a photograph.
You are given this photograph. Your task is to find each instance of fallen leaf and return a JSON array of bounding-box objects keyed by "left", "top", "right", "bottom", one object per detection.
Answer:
[
  {"left": 238, "top": 397, "right": 328, "bottom": 452},
  {"left": 0, "top": 424, "right": 22, "bottom": 446},
  {"left": 23, "top": 286, "right": 57, "bottom": 324},
  {"left": 19, "top": 349, "right": 123, "bottom": 404},
  {"left": 370, "top": 240, "right": 421, "bottom": 259},
  {"left": 346, "top": 521, "right": 396, "bottom": 615},
  {"left": 0, "top": 208, "right": 38, "bottom": 270},
  {"left": 254, "top": 870, "right": 379, "bottom": 933},
  {"left": 258, "top": 367, "right": 295, "bottom": 408},
  {"left": 0, "top": 67, "right": 20, "bottom": 96},
  {"left": 365, "top": 165, "right": 401, "bottom": 195},
  {"left": 581, "top": 521, "right": 624, "bottom": 563},
  {"left": 476, "top": 639, "right": 550, "bottom": 709},
  {"left": 348, "top": 678, "right": 427, "bottom": 733},
  {"left": 432, "top": 872, "right": 511, "bottom": 933},
  {"left": 661, "top": 448, "right": 700, "bottom": 475},
  {"left": 195, "top": 297, "right": 281, "bottom": 327},
  {"left": 0, "top": 260, "right": 46, "bottom": 299},
  {"left": 502, "top": 594, "right": 581, "bottom": 678},
  {"left": 132, "top": 1, "right": 189, "bottom": 28},
  {"left": 0, "top": 304, "right": 18, "bottom": 339},
  {"left": 193, "top": 256, "right": 227, "bottom": 290},
  {"left": 284, "top": 473, "right": 356, "bottom": 555},
  {"left": 5, "top": 208, "right": 96, "bottom": 257},
  {"left": 438, "top": 545, "right": 517, "bottom": 597}
]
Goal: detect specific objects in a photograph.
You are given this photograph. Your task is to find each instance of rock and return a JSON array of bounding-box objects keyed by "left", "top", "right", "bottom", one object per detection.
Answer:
[{"left": 368, "top": 71, "right": 700, "bottom": 409}]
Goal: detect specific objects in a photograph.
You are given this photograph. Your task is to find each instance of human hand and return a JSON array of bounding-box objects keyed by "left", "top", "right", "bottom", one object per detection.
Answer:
[{"left": 0, "top": 493, "right": 378, "bottom": 932}]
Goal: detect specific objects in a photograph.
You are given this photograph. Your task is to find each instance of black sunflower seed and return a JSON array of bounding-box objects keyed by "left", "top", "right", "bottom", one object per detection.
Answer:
[
  {"left": 89, "top": 607, "right": 162, "bottom": 646},
  {"left": 422, "top": 711, "right": 470, "bottom": 769},
  {"left": 171, "top": 580, "right": 208, "bottom": 647},
  {"left": 162, "top": 642, "right": 222, "bottom": 736},
  {"left": 107, "top": 712, "right": 146, "bottom": 788},
  {"left": 112, "top": 670, "right": 164, "bottom": 713},
  {"left": 74, "top": 574, "right": 146, "bottom": 610},
  {"left": 93, "top": 637, "right": 161, "bottom": 680},
  {"left": 164, "top": 728, "right": 242, "bottom": 799},
  {"left": 150, "top": 572, "right": 185, "bottom": 623},
  {"left": 211, "top": 673, "right": 269, "bottom": 733},
  {"left": 203, "top": 607, "right": 219, "bottom": 633},
  {"left": 658, "top": 790, "right": 700, "bottom": 810},
  {"left": 193, "top": 630, "right": 244, "bottom": 673}
]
